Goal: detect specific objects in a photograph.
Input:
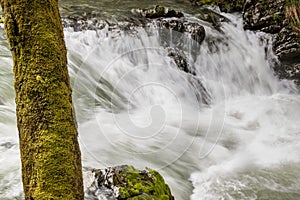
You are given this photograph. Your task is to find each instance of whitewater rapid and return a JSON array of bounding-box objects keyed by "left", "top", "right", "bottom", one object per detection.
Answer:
[{"left": 0, "top": 11, "right": 299, "bottom": 200}]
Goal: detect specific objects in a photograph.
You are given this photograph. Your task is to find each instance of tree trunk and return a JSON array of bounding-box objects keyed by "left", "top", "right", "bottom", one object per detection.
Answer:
[{"left": 1, "top": 0, "right": 84, "bottom": 199}]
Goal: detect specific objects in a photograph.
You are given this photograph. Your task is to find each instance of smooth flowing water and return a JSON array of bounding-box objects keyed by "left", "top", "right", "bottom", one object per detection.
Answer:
[{"left": 1, "top": 2, "right": 300, "bottom": 200}]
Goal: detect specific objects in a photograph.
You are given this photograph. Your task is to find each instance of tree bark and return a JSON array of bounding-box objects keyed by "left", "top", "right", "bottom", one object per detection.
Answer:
[{"left": 1, "top": 0, "right": 84, "bottom": 199}]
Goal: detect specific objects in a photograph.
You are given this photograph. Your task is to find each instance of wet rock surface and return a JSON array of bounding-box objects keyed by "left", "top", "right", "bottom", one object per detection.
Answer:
[
  {"left": 243, "top": 0, "right": 286, "bottom": 33},
  {"left": 84, "top": 165, "right": 174, "bottom": 200},
  {"left": 134, "top": 5, "right": 184, "bottom": 19},
  {"left": 194, "top": 7, "right": 230, "bottom": 32},
  {"left": 166, "top": 47, "right": 211, "bottom": 104}
]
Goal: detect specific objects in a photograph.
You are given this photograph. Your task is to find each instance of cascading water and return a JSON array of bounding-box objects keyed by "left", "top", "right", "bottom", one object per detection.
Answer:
[{"left": 0, "top": 6, "right": 300, "bottom": 200}]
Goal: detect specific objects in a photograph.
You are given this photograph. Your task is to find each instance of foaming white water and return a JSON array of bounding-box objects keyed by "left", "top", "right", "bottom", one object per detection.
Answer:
[
  {"left": 191, "top": 93, "right": 300, "bottom": 199},
  {"left": 0, "top": 29, "right": 22, "bottom": 199},
  {"left": 0, "top": 12, "right": 299, "bottom": 200}
]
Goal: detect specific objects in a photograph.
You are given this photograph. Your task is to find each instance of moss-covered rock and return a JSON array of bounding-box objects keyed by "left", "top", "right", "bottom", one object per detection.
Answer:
[{"left": 85, "top": 165, "right": 174, "bottom": 200}]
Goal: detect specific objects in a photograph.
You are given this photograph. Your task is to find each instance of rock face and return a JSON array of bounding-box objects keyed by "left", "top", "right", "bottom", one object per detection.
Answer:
[
  {"left": 243, "top": 0, "right": 299, "bottom": 58},
  {"left": 85, "top": 165, "right": 174, "bottom": 200},
  {"left": 243, "top": 0, "right": 300, "bottom": 87}
]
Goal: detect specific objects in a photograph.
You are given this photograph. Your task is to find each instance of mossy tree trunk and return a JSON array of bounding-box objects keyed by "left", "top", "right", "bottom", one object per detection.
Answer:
[{"left": 1, "top": 0, "right": 84, "bottom": 199}]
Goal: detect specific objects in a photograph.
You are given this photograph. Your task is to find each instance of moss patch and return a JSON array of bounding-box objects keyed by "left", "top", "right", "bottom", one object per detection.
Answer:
[{"left": 115, "top": 166, "right": 174, "bottom": 200}]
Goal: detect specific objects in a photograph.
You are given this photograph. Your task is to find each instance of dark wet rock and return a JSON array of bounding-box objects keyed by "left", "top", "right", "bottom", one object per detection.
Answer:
[
  {"left": 273, "top": 27, "right": 300, "bottom": 62},
  {"left": 188, "top": 75, "right": 211, "bottom": 105},
  {"left": 134, "top": 5, "right": 184, "bottom": 19},
  {"left": 166, "top": 47, "right": 211, "bottom": 104},
  {"left": 274, "top": 62, "right": 300, "bottom": 87},
  {"left": 0, "top": 141, "right": 15, "bottom": 149},
  {"left": 194, "top": 7, "right": 230, "bottom": 31},
  {"left": 155, "top": 18, "right": 206, "bottom": 46},
  {"left": 159, "top": 19, "right": 185, "bottom": 33},
  {"left": 84, "top": 165, "right": 174, "bottom": 200},
  {"left": 185, "top": 22, "right": 206, "bottom": 44},
  {"left": 62, "top": 16, "right": 106, "bottom": 31},
  {"left": 167, "top": 47, "right": 190, "bottom": 74},
  {"left": 205, "top": 35, "right": 229, "bottom": 54},
  {"left": 243, "top": 0, "right": 286, "bottom": 33}
]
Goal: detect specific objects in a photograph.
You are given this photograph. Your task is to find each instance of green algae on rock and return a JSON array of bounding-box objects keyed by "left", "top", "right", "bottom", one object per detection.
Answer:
[{"left": 85, "top": 165, "right": 174, "bottom": 200}]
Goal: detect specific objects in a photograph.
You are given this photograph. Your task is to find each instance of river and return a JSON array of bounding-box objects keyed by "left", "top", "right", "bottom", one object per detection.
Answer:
[{"left": 0, "top": 1, "right": 300, "bottom": 200}]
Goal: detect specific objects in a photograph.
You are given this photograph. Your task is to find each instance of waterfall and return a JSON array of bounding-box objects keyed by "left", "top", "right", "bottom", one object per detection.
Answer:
[{"left": 0, "top": 10, "right": 299, "bottom": 200}]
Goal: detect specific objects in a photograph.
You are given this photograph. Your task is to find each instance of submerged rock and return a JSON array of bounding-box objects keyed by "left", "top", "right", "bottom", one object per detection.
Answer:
[
  {"left": 167, "top": 47, "right": 190, "bottom": 74},
  {"left": 166, "top": 47, "right": 211, "bottom": 104},
  {"left": 85, "top": 165, "right": 174, "bottom": 200}
]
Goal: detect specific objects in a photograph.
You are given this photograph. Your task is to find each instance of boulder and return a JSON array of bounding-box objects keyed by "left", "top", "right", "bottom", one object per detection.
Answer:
[{"left": 85, "top": 165, "right": 174, "bottom": 200}]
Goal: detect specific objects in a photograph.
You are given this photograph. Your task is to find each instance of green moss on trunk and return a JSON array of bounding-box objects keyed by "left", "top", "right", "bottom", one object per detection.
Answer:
[{"left": 2, "top": 0, "right": 84, "bottom": 199}]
